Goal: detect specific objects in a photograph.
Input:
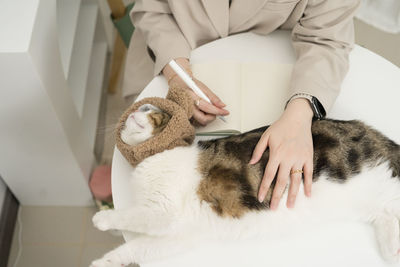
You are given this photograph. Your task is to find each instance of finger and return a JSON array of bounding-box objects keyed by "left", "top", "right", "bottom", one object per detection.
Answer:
[
  {"left": 249, "top": 132, "right": 269, "bottom": 164},
  {"left": 258, "top": 157, "right": 279, "bottom": 202},
  {"left": 303, "top": 161, "right": 313, "bottom": 197},
  {"left": 193, "top": 108, "right": 216, "bottom": 125},
  {"left": 188, "top": 90, "right": 229, "bottom": 116},
  {"left": 214, "top": 101, "right": 226, "bottom": 108},
  {"left": 197, "top": 99, "right": 229, "bottom": 116},
  {"left": 287, "top": 165, "right": 303, "bottom": 208},
  {"left": 270, "top": 165, "right": 290, "bottom": 210},
  {"left": 192, "top": 108, "right": 216, "bottom": 126},
  {"left": 195, "top": 79, "right": 226, "bottom": 107},
  {"left": 188, "top": 90, "right": 200, "bottom": 102}
]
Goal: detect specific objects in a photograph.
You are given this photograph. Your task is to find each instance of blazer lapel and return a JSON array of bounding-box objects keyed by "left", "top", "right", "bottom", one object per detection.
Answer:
[
  {"left": 229, "top": 0, "right": 268, "bottom": 31},
  {"left": 201, "top": 0, "right": 229, "bottom": 37}
]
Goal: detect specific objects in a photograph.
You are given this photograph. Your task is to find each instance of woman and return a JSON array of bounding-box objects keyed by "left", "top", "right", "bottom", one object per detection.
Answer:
[{"left": 123, "top": 0, "right": 360, "bottom": 210}]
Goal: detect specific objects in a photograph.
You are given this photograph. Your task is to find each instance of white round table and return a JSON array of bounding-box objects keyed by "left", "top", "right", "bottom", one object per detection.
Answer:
[{"left": 112, "top": 31, "right": 400, "bottom": 267}]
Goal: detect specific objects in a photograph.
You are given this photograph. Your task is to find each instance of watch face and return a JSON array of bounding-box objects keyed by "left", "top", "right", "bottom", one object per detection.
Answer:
[{"left": 311, "top": 97, "right": 326, "bottom": 119}]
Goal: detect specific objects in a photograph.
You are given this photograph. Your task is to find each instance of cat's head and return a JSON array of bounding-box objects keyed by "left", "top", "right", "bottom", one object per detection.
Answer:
[{"left": 121, "top": 104, "right": 171, "bottom": 146}]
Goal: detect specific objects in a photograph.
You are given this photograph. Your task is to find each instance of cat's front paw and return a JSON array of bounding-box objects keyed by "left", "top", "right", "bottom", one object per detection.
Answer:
[
  {"left": 92, "top": 210, "right": 114, "bottom": 231},
  {"left": 90, "top": 258, "right": 125, "bottom": 267}
]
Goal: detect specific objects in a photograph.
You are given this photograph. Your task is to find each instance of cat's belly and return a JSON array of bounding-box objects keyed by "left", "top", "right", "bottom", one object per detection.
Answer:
[{"left": 128, "top": 146, "right": 399, "bottom": 240}]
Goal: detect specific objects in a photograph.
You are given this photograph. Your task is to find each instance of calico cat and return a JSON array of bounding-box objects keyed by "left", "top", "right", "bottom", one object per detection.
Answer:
[{"left": 91, "top": 104, "right": 400, "bottom": 267}]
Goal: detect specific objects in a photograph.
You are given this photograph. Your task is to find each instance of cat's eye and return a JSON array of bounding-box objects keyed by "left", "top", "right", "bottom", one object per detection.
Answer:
[{"left": 139, "top": 104, "right": 151, "bottom": 112}]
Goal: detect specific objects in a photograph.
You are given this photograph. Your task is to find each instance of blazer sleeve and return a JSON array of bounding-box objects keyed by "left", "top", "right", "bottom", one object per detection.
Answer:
[
  {"left": 289, "top": 0, "right": 360, "bottom": 113},
  {"left": 130, "top": 0, "right": 192, "bottom": 76}
]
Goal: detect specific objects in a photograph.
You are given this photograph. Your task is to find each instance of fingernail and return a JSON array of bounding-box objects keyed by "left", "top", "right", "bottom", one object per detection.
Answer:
[{"left": 258, "top": 193, "right": 265, "bottom": 203}]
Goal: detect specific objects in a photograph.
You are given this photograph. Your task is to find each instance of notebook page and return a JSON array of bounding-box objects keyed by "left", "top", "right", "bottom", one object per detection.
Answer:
[
  {"left": 240, "top": 63, "right": 293, "bottom": 132},
  {"left": 191, "top": 61, "right": 242, "bottom": 134}
]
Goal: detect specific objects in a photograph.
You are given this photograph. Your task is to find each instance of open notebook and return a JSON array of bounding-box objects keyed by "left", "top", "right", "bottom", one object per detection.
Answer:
[{"left": 192, "top": 61, "right": 294, "bottom": 136}]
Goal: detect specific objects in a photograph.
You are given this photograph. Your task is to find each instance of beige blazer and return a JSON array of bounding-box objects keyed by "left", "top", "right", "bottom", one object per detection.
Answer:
[{"left": 123, "top": 0, "right": 360, "bottom": 112}]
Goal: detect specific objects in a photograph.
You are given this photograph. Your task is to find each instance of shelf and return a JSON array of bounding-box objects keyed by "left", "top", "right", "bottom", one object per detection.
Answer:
[
  {"left": 81, "top": 42, "right": 108, "bottom": 151},
  {"left": 68, "top": 1, "right": 98, "bottom": 117},
  {"left": 56, "top": 0, "right": 82, "bottom": 78}
]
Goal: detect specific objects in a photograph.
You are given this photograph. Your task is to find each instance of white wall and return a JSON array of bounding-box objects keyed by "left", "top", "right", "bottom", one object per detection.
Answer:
[{"left": 0, "top": 0, "right": 106, "bottom": 206}]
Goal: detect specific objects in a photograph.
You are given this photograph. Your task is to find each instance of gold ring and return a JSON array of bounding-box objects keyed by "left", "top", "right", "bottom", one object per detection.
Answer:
[
  {"left": 195, "top": 99, "right": 201, "bottom": 107},
  {"left": 290, "top": 169, "right": 303, "bottom": 175}
]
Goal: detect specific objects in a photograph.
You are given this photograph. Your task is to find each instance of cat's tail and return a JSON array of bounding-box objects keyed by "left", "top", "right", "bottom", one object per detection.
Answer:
[
  {"left": 364, "top": 122, "right": 400, "bottom": 178},
  {"left": 386, "top": 140, "right": 400, "bottom": 178}
]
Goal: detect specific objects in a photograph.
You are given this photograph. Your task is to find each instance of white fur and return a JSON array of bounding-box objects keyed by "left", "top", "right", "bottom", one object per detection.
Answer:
[
  {"left": 121, "top": 104, "right": 161, "bottom": 146},
  {"left": 91, "top": 145, "right": 400, "bottom": 267}
]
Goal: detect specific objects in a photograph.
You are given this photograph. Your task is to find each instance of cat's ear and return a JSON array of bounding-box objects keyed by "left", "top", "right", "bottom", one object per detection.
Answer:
[
  {"left": 148, "top": 112, "right": 171, "bottom": 135},
  {"left": 149, "top": 112, "right": 170, "bottom": 127}
]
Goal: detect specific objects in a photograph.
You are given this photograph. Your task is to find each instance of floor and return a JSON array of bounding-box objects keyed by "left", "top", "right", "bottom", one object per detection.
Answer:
[
  {"left": 7, "top": 206, "right": 125, "bottom": 267},
  {"left": 6, "top": 18, "right": 399, "bottom": 267}
]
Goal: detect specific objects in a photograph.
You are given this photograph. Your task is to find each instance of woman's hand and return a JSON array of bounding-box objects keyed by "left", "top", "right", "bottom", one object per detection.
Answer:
[
  {"left": 249, "top": 98, "right": 314, "bottom": 210},
  {"left": 186, "top": 78, "right": 229, "bottom": 125},
  {"left": 163, "top": 58, "right": 229, "bottom": 125}
]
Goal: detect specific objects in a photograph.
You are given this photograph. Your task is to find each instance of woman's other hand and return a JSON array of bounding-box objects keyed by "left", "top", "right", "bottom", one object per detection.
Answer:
[
  {"left": 163, "top": 58, "right": 229, "bottom": 125},
  {"left": 249, "top": 98, "right": 314, "bottom": 210}
]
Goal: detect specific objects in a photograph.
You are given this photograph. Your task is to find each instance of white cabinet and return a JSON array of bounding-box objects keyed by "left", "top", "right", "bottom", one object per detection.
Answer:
[{"left": 0, "top": 0, "right": 108, "bottom": 206}]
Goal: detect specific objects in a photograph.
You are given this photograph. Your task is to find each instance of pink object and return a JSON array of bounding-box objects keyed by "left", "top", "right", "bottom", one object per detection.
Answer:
[{"left": 89, "top": 165, "right": 112, "bottom": 202}]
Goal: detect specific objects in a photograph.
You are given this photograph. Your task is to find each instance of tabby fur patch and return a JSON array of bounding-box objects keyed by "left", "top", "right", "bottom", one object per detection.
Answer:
[{"left": 196, "top": 120, "right": 400, "bottom": 218}]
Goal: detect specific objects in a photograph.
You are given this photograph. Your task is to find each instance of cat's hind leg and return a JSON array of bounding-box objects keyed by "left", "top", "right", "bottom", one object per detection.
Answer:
[
  {"left": 90, "top": 235, "right": 192, "bottom": 267},
  {"left": 92, "top": 206, "right": 179, "bottom": 236},
  {"left": 373, "top": 212, "right": 400, "bottom": 263}
]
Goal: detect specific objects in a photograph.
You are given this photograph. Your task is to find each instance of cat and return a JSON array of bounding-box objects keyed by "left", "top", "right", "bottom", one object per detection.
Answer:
[{"left": 91, "top": 104, "right": 400, "bottom": 267}]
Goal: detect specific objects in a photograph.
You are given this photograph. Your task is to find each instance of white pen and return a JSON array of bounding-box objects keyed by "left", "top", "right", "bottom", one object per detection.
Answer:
[{"left": 168, "top": 60, "right": 227, "bottom": 123}]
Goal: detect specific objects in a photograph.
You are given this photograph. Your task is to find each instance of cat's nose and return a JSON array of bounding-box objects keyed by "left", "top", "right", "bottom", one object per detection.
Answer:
[{"left": 129, "top": 113, "right": 135, "bottom": 119}]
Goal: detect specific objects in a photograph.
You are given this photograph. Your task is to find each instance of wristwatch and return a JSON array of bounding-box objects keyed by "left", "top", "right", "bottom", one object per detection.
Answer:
[{"left": 286, "top": 93, "right": 326, "bottom": 120}]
